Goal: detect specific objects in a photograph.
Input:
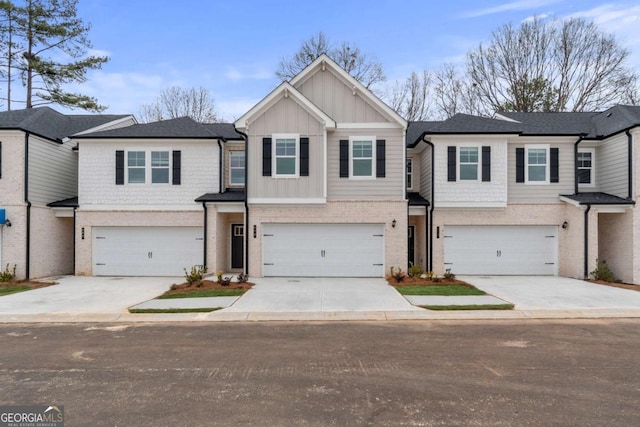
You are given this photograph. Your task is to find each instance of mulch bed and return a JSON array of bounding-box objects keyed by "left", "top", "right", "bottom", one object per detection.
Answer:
[
  {"left": 0, "top": 281, "right": 56, "bottom": 290},
  {"left": 588, "top": 280, "right": 640, "bottom": 292},
  {"left": 387, "top": 277, "right": 475, "bottom": 288},
  {"left": 162, "top": 280, "right": 254, "bottom": 296}
]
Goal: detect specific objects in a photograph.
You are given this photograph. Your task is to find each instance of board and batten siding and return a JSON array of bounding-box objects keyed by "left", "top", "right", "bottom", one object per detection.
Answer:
[
  {"left": 327, "top": 128, "right": 404, "bottom": 200},
  {"left": 78, "top": 138, "right": 218, "bottom": 207},
  {"left": 247, "top": 96, "right": 324, "bottom": 200},
  {"left": 295, "top": 68, "right": 388, "bottom": 123},
  {"left": 507, "top": 139, "right": 574, "bottom": 202},
  {"left": 596, "top": 133, "right": 629, "bottom": 198},
  {"left": 28, "top": 135, "right": 77, "bottom": 206}
]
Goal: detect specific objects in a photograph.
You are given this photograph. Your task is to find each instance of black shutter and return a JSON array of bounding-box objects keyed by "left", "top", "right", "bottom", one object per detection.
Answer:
[
  {"left": 262, "top": 137, "right": 272, "bottom": 176},
  {"left": 376, "top": 139, "right": 386, "bottom": 178},
  {"left": 482, "top": 146, "right": 491, "bottom": 182},
  {"left": 447, "top": 146, "right": 456, "bottom": 182},
  {"left": 550, "top": 147, "right": 559, "bottom": 183},
  {"left": 115, "top": 150, "right": 124, "bottom": 185},
  {"left": 516, "top": 147, "right": 525, "bottom": 183},
  {"left": 300, "top": 137, "right": 309, "bottom": 177},
  {"left": 339, "top": 140, "right": 349, "bottom": 178},
  {"left": 172, "top": 150, "right": 181, "bottom": 185}
]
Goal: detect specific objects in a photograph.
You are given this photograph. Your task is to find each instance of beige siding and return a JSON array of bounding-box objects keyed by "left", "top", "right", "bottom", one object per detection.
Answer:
[
  {"left": 28, "top": 135, "right": 77, "bottom": 206},
  {"left": 407, "top": 152, "right": 419, "bottom": 192},
  {"left": 419, "top": 148, "right": 432, "bottom": 201},
  {"left": 247, "top": 97, "right": 324, "bottom": 200},
  {"left": 508, "top": 140, "right": 575, "bottom": 202},
  {"left": 597, "top": 133, "right": 629, "bottom": 198},
  {"left": 295, "top": 68, "right": 388, "bottom": 123},
  {"left": 327, "top": 128, "right": 404, "bottom": 200}
]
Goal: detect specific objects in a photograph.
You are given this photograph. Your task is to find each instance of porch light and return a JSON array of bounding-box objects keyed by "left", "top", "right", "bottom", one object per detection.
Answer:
[
  {"left": 392, "top": 219, "right": 396, "bottom": 228},
  {"left": 562, "top": 221, "right": 569, "bottom": 229}
]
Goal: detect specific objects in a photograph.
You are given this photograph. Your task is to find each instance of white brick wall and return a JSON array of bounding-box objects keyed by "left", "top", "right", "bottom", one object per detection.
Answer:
[
  {"left": 248, "top": 200, "right": 407, "bottom": 277},
  {"left": 432, "top": 137, "right": 508, "bottom": 206},
  {"left": 78, "top": 139, "right": 219, "bottom": 207}
]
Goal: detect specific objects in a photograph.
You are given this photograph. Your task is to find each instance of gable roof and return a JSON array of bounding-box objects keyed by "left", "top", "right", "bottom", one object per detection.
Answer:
[
  {"left": 75, "top": 116, "right": 243, "bottom": 140},
  {"left": 0, "top": 107, "right": 131, "bottom": 143},
  {"left": 290, "top": 54, "right": 407, "bottom": 128},
  {"left": 234, "top": 81, "right": 336, "bottom": 130}
]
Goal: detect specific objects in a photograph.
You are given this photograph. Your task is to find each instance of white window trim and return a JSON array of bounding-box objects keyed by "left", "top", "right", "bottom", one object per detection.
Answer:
[
  {"left": 407, "top": 158, "right": 413, "bottom": 190},
  {"left": 457, "top": 144, "right": 481, "bottom": 182},
  {"left": 126, "top": 149, "right": 172, "bottom": 185},
  {"left": 229, "top": 150, "right": 245, "bottom": 186},
  {"left": 578, "top": 148, "right": 596, "bottom": 188},
  {"left": 150, "top": 150, "right": 170, "bottom": 184},
  {"left": 349, "top": 135, "right": 376, "bottom": 180},
  {"left": 272, "top": 133, "right": 299, "bottom": 178},
  {"left": 525, "top": 144, "right": 550, "bottom": 185}
]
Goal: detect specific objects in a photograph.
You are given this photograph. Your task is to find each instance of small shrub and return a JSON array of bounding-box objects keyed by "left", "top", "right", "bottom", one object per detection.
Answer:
[
  {"left": 216, "top": 271, "right": 223, "bottom": 282},
  {"left": 423, "top": 271, "right": 435, "bottom": 281},
  {"left": 170, "top": 284, "right": 178, "bottom": 291},
  {"left": 184, "top": 265, "right": 207, "bottom": 286},
  {"left": 0, "top": 264, "right": 16, "bottom": 282},
  {"left": 389, "top": 266, "right": 406, "bottom": 283},
  {"left": 408, "top": 262, "right": 424, "bottom": 278},
  {"left": 219, "top": 276, "right": 232, "bottom": 286},
  {"left": 237, "top": 273, "right": 248, "bottom": 283},
  {"left": 443, "top": 268, "right": 456, "bottom": 282},
  {"left": 590, "top": 259, "right": 615, "bottom": 282},
  {"left": 432, "top": 275, "right": 441, "bottom": 283}
]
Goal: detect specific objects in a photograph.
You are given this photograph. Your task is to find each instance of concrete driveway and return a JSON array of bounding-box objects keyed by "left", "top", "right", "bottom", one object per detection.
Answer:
[
  {"left": 461, "top": 276, "right": 640, "bottom": 310},
  {"left": 0, "top": 276, "right": 177, "bottom": 315}
]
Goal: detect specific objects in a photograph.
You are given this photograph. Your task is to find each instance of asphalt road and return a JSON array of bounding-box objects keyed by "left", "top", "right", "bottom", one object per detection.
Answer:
[{"left": 0, "top": 320, "right": 638, "bottom": 426}]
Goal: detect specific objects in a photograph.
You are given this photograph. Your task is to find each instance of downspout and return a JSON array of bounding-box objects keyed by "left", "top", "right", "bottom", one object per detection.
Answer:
[
  {"left": 24, "top": 131, "right": 31, "bottom": 279},
  {"left": 201, "top": 202, "right": 207, "bottom": 268},
  {"left": 574, "top": 135, "right": 585, "bottom": 195},
  {"left": 626, "top": 129, "right": 633, "bottom": 200},
  {"left": 73, "top": 208, "right": 76, "bottom": 275},
  {"left": 583, "top": 204, "right": 592, "bottom": 278},
  {"left": 421, "top": 134, "right": 435, "bottom": 272},
  {"left": 234, "top": 126, "right": 249, "bottom": 276},
  {"left": 217, "top": 140, "right": 224, "bottom": 193}
]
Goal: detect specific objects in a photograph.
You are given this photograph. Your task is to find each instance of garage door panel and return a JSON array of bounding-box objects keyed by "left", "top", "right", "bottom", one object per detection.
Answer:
[
  {"left": 263, "top": 224, "right": 384, "bottom": 277},
  {"left": 444, "top": 226, "right": 557, "bottom": 275},
  {"left": 93, "top": 227, "right": 203, "bottom": 276}
]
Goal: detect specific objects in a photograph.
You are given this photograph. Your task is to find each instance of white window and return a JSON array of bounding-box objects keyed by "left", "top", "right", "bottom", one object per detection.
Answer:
[
  {"left": 229, "top": 151, "right": 245, "bottom": 185},
  {"left": 459, "top": 146, "right": 479, "bottom": 181},
  {"left": 350, "top": 136, "right": 375, "bottom": 178},
  {"left": 273, "top": 134, "right": 298, "bottom": 177},
  {"left": 526, "top": 145, "right": 549, "bottom": 184},
  {"left": 151, "top": 151, "right": 170, "bottom": 184},
  {"left": 407, "top": 158, "right": 413, "bottom": 189},
  {"left": 578, "top": 149, "right": 595, "bottom": 186},
  {"left": 127, "top": 151, "right": 146, "bottom": 184}
]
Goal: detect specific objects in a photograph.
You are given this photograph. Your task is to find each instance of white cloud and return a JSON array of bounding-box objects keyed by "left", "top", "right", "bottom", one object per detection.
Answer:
[
  {"left": 224, "top": 66, "right": 272, "bottom": 81},
  {"left": 463, "top": 0, "right": 562, "bottom": 18},
  {"left": 216, "top": 98, "right": 261, "bottom": 122}
]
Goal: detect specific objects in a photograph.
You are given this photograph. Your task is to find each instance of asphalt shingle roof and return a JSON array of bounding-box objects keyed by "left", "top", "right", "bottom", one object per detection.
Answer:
[
  {"left": 0, "top": 107, "right": 130, "bottom": 142},
  {"left": 195, "top": 189, "right": 245, "bottom": 203},
  {"left": 76, "top": 117, "right": 244, "bottom": 140},
  {"left": 561, "top": 192, "right": 635, "bottom": 205},
  {"left": 408, "top": 192, "right": 430, "bottom": 206},
  {"left": 47, "top": 196, "right": 79, "bottom": 208}
]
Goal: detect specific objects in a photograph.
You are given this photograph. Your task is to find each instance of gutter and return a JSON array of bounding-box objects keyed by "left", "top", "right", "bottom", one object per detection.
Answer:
[
  {"left": 234, "top": 126, "right": 250, "bottom": 276},
  {"left": 202, "top": 202, "right": 208, "bottom": 268},
  {"left": 583, "top": 204, "right": 592, "bottom": 278},
  {"left": 626, "top": 129, "right": 633, "bottom": 200},
  {"left": 24, "top": 131, "right": 31, "bottom": 279},
  {"left": 421, "top": 133, "right": 435, "bottom": 272}
]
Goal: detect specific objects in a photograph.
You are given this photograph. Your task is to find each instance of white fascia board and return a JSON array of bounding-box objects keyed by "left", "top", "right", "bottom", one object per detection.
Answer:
[
  {"left": 559, "top": 196, "right": 582, "bottom": 207},
  {"left": 435, "top": 201, "right": 507, "bottom": 209},
  {"left": 493, "top": 113, "right": 521, "bottom": 123},
  {"left": 234, "top": 82, "right": 335, "bottom": 130},
  {"left": 337, "top": 122, "right": 403, "bottom": 129},
  {"left": 289, "top": 54, "right": 407, "bottom": 129},
  {"left": 71, "top": 116, "right": 137, "bottom": 137},
  {"left": 409, "top": 206, "right": 427, "bottom": 216},
  {"left": 208, "top": 203, "right": 244, "bottom": 213},
  {"left": 594, "top": 206, "right": 632, "bottom": 213},
  {"left": 52, "top": 207, "right": 75, "bottom": 218},
  {"left": 248, "top": 198, "right": 326, "bottom": 205}
]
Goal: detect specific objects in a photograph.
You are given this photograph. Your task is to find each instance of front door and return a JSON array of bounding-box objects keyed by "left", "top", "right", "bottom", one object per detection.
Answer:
[
  {"left": 408, "top": 225, "right": 415, "bottom": 268},
  {"left": 231, "top": 224, "right": 244, "bottom": 269}
]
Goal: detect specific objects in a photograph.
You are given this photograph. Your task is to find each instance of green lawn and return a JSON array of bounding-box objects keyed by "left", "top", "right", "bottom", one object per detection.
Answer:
[
  {"left": 0, "top": 285, "right": 31, "bottom": 296},
  {"left": 395, "top": 285, "right": 486, "bottom": 296},
  {"left": 157, "top": 289, "right": 245, "bottom": 299},
  {"left": 421, "top": 304, "right": 514, "bottom": 311},
  {"left": 129, "top": 307, "right": 221, "bottom": 314}
]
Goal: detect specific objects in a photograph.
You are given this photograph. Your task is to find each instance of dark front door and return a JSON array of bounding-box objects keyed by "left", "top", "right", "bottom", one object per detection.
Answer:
[
  {"left": 408, "top": 225, "right": 415, "bottom": 268},
  {"left": 231, "top": 224, "right": 244, "bottom": 269}
]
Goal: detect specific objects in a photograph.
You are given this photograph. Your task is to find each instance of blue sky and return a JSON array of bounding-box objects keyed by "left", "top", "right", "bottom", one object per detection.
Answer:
[{"left": 63, "top": 0, "right": 640, "bottom": 120}]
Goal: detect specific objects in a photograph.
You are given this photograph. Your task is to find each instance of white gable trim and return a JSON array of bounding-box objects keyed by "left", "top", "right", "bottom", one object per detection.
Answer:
[
  {"left": 234, "top": 82, "right": 336, "bottom": 130},
  {"left": 289, "top": 54, "right": 407, "bottom": 129},
  {"left": 70, "top": 116, "right": 138, "bottom": 137}
]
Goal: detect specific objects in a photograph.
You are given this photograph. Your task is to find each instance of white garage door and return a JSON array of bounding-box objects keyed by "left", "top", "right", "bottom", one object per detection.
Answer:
[
  {"left": 444, "top": 226, "right": 557, "bottom": 275},
  {"left": 93, "top": 227, "right": 204, "bottom": 276},
  {"left": 262, "top": 224, "right": 384, "bottom": 277}
]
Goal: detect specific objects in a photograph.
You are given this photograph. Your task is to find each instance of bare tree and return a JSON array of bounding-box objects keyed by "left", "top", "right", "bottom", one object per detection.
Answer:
[
  {"left": 276, "top": 31, "right": 385, "bottom": 89},
  {"left": 387, "top": 70, "right": 432, "bottom": 121},
  {"left": 433, "top": 63, "right": 488, "bottom": 119},
  {"left": 139, "top": 86, "right": 219, "bottom": 123},
  {"left": 467, "top": 16, "right": 638, "bottom": 112}
]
